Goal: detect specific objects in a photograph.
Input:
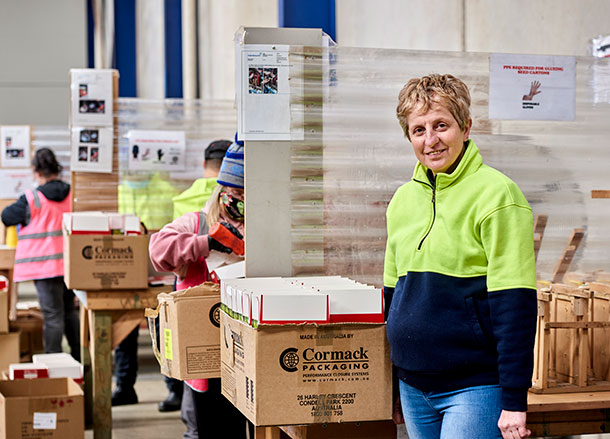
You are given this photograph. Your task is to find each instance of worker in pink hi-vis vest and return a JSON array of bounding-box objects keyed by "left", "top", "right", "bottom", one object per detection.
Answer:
[
  {"left": 1, "top": 148, "right": 79, "bottom": 361},
  {"left": 150, "top": 140, "right": 251, "bottom": 439}
]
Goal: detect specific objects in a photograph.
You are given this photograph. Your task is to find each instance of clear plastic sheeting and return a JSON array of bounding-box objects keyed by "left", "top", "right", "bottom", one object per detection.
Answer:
[
  {"left": 31, "top": 126, "right": 71, "bottom": 176},
  {"left": 116, "top": 98, "right": 236, "bottom": 230},
  {"left": 288, "top": 46, "right": 610, "bottom": 285}
]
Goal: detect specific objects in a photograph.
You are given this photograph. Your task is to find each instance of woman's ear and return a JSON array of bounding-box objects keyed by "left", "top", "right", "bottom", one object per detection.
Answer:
[{"left": 463, "top": 118, "right": 472, "bottom": 141}]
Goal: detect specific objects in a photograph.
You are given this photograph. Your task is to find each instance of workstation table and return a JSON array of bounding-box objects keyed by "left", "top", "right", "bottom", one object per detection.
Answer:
[
  {"left": 253, "top": 391, "right": 610, "bottom": 439},
  {"left": 75, "top": 285, "right": 172, "bottom": 439},
  {"left": 0, "top": 246, "right": 16, "bottom": 320}
]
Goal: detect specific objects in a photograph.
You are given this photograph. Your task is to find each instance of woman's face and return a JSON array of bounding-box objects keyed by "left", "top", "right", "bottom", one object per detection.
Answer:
[
  {"left": 407, "top": 102, "right": 471, "bottom": 175},
  {"left": 220, "top": 187, "right": 244, "bottom": 221}
]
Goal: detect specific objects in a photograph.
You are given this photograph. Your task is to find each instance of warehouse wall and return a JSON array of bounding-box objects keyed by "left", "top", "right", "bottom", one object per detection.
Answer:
[
  {"left": 0, "top": 0, "right": 87, "bottom": 125},
  {"left": 198, "top": 0, "right": 278, "bottom": 100},
  {"left": 336, "top": 0, "right": 610, "bottom": 56}
]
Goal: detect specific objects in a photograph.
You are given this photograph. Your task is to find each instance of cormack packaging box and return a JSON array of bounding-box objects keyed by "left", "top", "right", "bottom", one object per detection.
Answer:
[
  {"left": 147, "top": 282, "right": 221, "bottom": 380},
  {"left": 220, "top": 311, "right": 392, "bottom": 426},
  {"left": 63, "top": 231, "right": 148, "bottom": 290},
  {"left": 0, "top": 288, "right": 7, "bottom": 334},
  {"left": 0, "top": 377, "right": 84, "bottom": 439},
  {"left": 0, "top": 332, "right": 19, "bottom": 374}
]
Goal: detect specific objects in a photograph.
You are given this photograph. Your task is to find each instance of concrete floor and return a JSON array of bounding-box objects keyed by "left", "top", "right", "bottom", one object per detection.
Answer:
[{"left": 84, "top": 332, "right": 185, "bottom": 439}]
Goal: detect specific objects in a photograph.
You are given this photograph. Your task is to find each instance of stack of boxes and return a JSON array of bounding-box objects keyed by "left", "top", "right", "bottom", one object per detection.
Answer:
[
  {"left": 219, "top": 276, "right": 392, "bottom": 426},
  {"left": 0, "top": 286, "right": 84, "bottom": 438},
  {"left": 62, "top": 212, "right": 148, "bottom": 289},
  {"left": 8, "top": 353, "right": 83, "bottom": 384},
  {"left": 0, "top": 276, "right": 19, "bottom": 374}
]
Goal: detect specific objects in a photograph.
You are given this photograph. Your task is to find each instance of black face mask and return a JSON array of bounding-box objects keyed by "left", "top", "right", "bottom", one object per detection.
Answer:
[{"left": 220, "top": 190, "right": 244, "bottom": 221}]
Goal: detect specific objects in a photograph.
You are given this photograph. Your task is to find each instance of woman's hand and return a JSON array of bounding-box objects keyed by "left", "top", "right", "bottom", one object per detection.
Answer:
[
  {"left": 392, "top": 395, "right": 404, "bottom": 425},
  {"left": 498, "top": 410, "right": 530, "bottom": 439}
]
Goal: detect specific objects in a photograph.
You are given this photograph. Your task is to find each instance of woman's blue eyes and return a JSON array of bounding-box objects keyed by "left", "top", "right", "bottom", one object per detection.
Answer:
[{"left": 412, "top": 122, "right": 448, "bottom": 135}]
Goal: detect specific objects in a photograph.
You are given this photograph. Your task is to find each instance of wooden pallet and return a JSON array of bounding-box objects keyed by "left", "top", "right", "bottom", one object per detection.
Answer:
[{"left": 532, "top": 282, "right": 610, "bottom": 393}]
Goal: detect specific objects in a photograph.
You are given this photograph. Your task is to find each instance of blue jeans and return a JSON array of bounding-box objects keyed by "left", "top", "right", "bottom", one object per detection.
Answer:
[{"left": 399, "top": 380, "right": 502, "bottom": 439}]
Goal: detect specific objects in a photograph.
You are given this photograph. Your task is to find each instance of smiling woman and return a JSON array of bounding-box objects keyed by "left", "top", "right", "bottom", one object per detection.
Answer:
[{"left": 385, "top": 74, "right": 538, "bottom": 439}]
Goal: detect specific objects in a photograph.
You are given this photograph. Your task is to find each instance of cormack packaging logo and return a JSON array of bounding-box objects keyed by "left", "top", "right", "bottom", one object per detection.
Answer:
[
  {"left": 279, "top": 347, "right": 369, "bottom": 373},
  {"left": 209, "top": 303, "right": 221, "bottom": 328},
  {"left": 81, "top": 245, "right": 134, "bottom": 260}
]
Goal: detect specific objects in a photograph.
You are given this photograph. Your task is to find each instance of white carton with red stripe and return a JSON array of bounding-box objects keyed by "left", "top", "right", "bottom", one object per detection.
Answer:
[{"left": 221, "top": 276, "right": 384, "bottom": 326}]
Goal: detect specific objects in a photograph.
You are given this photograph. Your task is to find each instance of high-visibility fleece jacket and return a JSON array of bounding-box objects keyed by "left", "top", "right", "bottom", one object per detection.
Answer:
[
  {"left": 383, "top": 140, "right": 537, "bottom": 412},
  {"left": 171, "top": 177, "right": 218, "bottom": 220},
  {"left": 118, "top": 172, "right": 179, "bottom": 230}
]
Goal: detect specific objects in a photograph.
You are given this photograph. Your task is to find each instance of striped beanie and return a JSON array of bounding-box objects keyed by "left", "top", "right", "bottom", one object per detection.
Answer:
[{"left": 216, "top": 142, "right": 244, "bottom": 188}]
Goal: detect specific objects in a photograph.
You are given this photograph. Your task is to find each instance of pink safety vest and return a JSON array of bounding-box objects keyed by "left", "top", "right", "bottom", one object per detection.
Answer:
[
  {"left": 13, "top": 189, "right": 71, "bottom": 282},
  {"left": 182, "top": 211, "right": 211, "bottom": 393}
]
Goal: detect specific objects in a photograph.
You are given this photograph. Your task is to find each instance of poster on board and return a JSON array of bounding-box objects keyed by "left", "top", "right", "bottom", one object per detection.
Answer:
[
  {"left": 236, "top": 44, "right": 303, "bottom": 141},
  {"left": 489, "top": 53, "right": 576, "bottom": 121},
  {"left": 0, "top": 125, "right": 31, "bottom": 168},
  {"left": 70, "top": 69, "right": 114, "bottom": 127},
  {"left": 0, "top": 169, "right": 34, "bottom": 198},
  {"left": 70, "top": 127, "right": 113, "bottom": 173},
  {"left": 127, "top": 130, "right": 186, "bottom": 171}
]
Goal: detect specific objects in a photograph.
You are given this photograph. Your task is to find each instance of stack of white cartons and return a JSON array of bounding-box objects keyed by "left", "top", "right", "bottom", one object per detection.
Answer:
[
  {"left": 63, "top": 212, "right": 141, "bottom": 235},
  {"left": 221, "top": 276, "right": 383, "bottom": 326},
  {"left": 33, "top": 353, "right": 83, "bottom": 384},
  {"left": 9, "top": 363, "right": 49, "bottom": 380}
]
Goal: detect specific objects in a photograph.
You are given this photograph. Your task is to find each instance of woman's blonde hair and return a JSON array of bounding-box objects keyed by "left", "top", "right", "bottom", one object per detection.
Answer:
[
  {"left": 206, "top": 184, "right": 224, "bottom": 228},
  {"left": 396, "top": 74, "right": 471, "bottom": 140}
]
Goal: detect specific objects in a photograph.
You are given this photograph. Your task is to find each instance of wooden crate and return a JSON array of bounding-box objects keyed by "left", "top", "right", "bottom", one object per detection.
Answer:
[{"left": 532, "top": 282, "right": 610, "bottom": 393}]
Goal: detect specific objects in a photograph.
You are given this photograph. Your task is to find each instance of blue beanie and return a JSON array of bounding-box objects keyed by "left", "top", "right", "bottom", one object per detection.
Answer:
[{"left": 217, "top": 142, "right": 244, "bottom": 188}]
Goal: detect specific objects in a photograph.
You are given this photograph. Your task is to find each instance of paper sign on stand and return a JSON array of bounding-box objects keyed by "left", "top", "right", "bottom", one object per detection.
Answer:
[
  {"left": 70, "top": 69, "right": 114, "bottom": 127},
  {"left": 489, "top": 53, "right": 576, "bottom": 121},
  {"left": 237, "top": 44, "right": 303, "bottom": 141},
  {"left": 70, "top": 127, "right": 113, "bottom": 173},
  {"left": 0, "top": 126, "right": 31, "bottom": 168},
  {"left": 127, "top": 130, "right": 186, "bottom": 171},
  {"left": 0, "top": 169, "right": 33, "bottom": 200}
]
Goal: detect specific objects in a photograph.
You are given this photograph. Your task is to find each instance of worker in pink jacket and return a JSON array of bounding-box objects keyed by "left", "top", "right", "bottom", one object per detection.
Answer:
[{"left": 149, "top": 141, "right": 251, "bottom": 439}]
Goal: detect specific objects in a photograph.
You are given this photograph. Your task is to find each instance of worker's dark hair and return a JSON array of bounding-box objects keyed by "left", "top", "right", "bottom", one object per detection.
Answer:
[{"left": 32, "top": 148, "right": 62, "bottom": 178}]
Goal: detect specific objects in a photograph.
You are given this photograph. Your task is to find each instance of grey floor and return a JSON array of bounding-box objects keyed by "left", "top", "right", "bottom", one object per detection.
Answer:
[
  {"left": 84, "top": 331, "right": 185, "bottom": 439},
  {"left": 16, "top": 282, "right": 610, "bottom": 438}
]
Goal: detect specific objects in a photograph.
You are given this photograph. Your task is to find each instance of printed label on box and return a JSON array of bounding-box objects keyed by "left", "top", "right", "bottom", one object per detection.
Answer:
[
  {"left": 164, "top": 329, "right": 173, "bottom": 360},
  {"left": 186, "top": 345, "right": 220, "bottom": 374},
  {"left": 33, "top": 412, "right": 57, "bottom": 430}
]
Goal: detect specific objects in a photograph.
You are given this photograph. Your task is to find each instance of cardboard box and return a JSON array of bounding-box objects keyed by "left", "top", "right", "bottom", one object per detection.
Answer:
[
  {"left": 151, "top": 283, "right": 221, "bottom": 380},
  {"left": 0, "top": 332, "right": 19, "bottom": 374},
  {"left": 220, "top": 311, "right": 392, "bottom": 426},
  {"left": 63, "top": 232, "right": 149, "bottom": 290},
  {"left": 0, "top": 249, "right": 15, "bottom": 270},
  {"left": 0, "top": 291, "right": 7, "bottom": 334},
  {"left": 0, "top": 378, "right": 84, "bottom": 439}
]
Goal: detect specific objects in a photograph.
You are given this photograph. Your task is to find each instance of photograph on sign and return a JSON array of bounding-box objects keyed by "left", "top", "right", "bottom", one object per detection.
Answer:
[
  {"left": 127, "top": 130, "right": 186, "bottom": 171},
  {"left": 0, "top": 125, "right": 31, "bottom": 168},
  {"left": 71, "top": 127, "right": 113, "bottom": 173},
  {"left": 0, "top": 169, "right": 34, "bottom": 198},
  {"left": 70, "top": 69, "right": 114, "bottom": 126},
  {"left": 489, "top": 53, "right": 576, "bottom": 121},
  {"left": 237, "top": 44, "right": 303, "bottom": 141}
]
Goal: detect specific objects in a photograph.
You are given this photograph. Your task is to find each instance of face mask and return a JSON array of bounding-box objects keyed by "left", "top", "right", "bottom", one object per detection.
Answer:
[{"left": 220, "top": 190, "right": 244, "bottom": 221}]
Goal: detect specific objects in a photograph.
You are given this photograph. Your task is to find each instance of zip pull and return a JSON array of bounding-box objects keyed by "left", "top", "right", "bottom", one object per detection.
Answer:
[{"left": 418, "top": 186, "right": 437, "bottom": 250}]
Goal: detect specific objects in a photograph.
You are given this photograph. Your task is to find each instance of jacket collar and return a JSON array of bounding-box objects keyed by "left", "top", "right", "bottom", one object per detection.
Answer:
[{"left": 411, "top": 139, "right": 482, "bottom": 190}]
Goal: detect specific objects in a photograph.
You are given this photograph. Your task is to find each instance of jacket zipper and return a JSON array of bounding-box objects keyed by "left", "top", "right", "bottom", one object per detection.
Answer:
[{"left": 414, "top": 178, "right": 436, "bottom": 250}]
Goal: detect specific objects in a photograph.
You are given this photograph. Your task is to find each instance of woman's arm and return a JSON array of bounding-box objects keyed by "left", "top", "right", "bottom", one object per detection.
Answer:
[
  {"left": 1, "top": 195, "right": 28, "bottom": 227},
  {"left": 149, "top": 212, "right": 210, "bottom": 273}
]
